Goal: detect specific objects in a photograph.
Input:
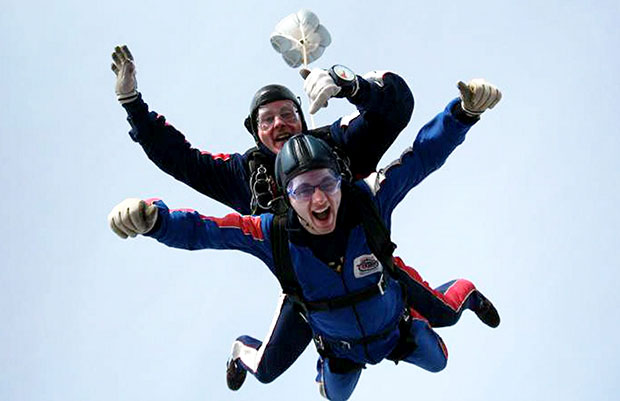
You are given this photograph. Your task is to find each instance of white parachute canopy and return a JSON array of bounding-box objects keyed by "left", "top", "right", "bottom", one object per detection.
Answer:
[{"left": 270, "top": 9, "right": 331, "bottom": 68}]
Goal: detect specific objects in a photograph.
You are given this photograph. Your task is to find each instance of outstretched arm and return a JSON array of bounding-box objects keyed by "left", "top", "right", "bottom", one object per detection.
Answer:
[
  {"left": 108, "top": 198, "right": 274, "bottom": 264},
  {"left": 367, "top": 79, "right": 502, "bottom": 215},
  {"left": 111, "top": 45, "right": 253, "bottom": 214}
]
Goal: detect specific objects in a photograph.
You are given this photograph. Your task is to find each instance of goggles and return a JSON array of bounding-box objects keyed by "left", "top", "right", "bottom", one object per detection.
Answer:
[
  {"left": 257, "top": 106, "right": 299, "bottom": 130},
  {"left": 287, "top": 170, "right": 342, "bottom": 201}
]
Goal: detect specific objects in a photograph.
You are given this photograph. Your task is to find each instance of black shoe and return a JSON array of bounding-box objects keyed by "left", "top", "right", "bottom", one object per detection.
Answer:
[
  {"left": 474, "top": 292, "right": 500, "bottom": 328},
  {"left": 226, "top": 358, "right": 247, "bottom": 391}
]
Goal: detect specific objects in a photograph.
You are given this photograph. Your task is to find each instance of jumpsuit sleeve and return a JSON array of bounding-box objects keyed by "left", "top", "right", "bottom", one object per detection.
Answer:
[
  {"left": 144, "top": 199, "right": 275, "bottom": 268},
  {"left": 367, "top": 98, "right": 479, "bottom": 219},
  {"left": 328, "top": 72, "right": 415, "bottom": 179},
  {"left": 121, "top": 95, "right": 252, "bottom": 214}
]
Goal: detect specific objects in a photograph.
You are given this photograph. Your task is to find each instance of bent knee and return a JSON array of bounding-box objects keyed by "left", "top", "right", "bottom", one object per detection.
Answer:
[
  {"left": 425, "top": 356, "right": 447, "bottom": 373},
  {"left": 254, "top": 368, "right": 279, "bottom": 384}
]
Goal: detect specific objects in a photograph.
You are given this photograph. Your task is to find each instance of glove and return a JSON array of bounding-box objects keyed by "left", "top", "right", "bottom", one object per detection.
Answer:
[
  {"left": 111, "top": 45, "right": 139, "bottom": 104},
  {"left": 303, "top": 68, "right": 341, "bottom": 114},
  {"left": 457, "top": 78, "right": 502, "bottom": 116},
  {"left": 108, "top": 198, "right": 158, "bottom": 239}
]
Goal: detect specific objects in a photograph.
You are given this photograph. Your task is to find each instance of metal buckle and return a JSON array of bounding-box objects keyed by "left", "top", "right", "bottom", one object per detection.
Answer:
[
  {"left": 377, "top": 274, "right": 386, "bottom": 295},
  {"left": 339, "top": 340, "right": 351, "bottom": 350},
  {"left": 315, "top": 335, "right": 326, "bottom": 351},
  {"left": 252, "top": 165, "right": 275, "bottom": 210}
]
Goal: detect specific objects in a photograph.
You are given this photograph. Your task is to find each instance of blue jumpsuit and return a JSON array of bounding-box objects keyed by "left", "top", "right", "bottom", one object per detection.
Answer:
[
  {"left": 121, "top": 72, "right": 420, "bottom": 383},
  {"left": 143, "top": 102, "right": 482, "bottom": 400}
]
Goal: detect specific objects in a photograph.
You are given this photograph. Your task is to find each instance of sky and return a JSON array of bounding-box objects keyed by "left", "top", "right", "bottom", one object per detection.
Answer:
[{"left": 1, "top": 0, "right": 619, "bottom": 400}]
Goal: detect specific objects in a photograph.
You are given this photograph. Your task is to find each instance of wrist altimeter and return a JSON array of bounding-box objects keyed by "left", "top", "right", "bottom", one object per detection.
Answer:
[{"left": 329, "top": 65, "right": 359, "bottom": 98}]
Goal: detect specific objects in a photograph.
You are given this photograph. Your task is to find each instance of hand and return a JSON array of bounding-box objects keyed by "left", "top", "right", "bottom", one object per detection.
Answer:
[
  {"left": 108, "top": 198, "right": 158, "bottom": 239},
  {"left": 111, "top": 45, "right": 139, "bottom": 104},
  {"left": 303, "top": 68, "right": 341, "bottom": 114},
  {"left": 457, "top": 79, "right": 502, "bottom": 116}
]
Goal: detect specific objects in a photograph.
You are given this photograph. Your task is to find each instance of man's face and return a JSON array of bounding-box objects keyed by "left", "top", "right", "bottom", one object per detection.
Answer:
[
  {"left": 287, "top": 168, "right": 342, "bottom": 235},
  {"left": 257, "top": 100, "right": 302, "bottom": 154}
]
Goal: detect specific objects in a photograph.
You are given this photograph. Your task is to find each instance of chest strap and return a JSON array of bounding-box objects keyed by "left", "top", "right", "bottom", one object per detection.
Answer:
[{"left": 303, "top": 274, "right": 387, "bottom": 312}]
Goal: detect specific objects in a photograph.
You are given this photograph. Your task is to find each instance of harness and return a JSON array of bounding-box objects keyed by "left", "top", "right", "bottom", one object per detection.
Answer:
[
  {"left": 270, "top": 184, "right": 412, "bottom": 365},
  {"left": 246, "top": 126, "right": 415, "bottom": 364}
]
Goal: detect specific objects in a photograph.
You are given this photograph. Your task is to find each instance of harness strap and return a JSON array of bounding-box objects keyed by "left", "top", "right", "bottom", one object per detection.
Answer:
[
  {"left": 304, "top": 274, "right": 387, "bottom": 312},
  {"left": 386, "top": 310, "right": 417, "bottom": 364},
  {"left": 271, "top": 213, "right": 303, "bottom": 298},
  {"left": 349, "top": 185, "right": 397, "bottom": 277},
  {"left": 314, "top": 308, "right": 406, "bottom": 354}
]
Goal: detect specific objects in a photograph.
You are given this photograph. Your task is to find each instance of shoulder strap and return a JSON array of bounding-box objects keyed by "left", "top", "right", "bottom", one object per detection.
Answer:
[
  {"left": 270, "top": 213, "right": 306, "bottom": 306},
  {"left": 349, "top": 185, "right": 397, "bottom": 276},
  {"left": 307, "top": 125, "right": 333, "bottom": 143},
  {"left": 244, "top": 147, "right": 263, "bottom": 174}
]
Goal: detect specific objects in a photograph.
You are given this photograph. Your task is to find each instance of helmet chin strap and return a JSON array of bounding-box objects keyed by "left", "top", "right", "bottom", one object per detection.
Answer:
[
  {"left": 295, "top": 213, "right": 316, "bottom": 235},
  {"left": 297, "top": 214, "right": 315, "bottom": 233}
]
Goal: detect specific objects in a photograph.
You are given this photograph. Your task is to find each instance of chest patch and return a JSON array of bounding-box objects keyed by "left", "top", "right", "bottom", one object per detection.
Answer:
[{"left": 353, "top": 254, "right": 383, "bottom": 278}]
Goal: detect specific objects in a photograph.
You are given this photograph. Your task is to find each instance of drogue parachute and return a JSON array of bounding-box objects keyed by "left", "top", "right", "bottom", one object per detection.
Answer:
[{"left": 270, "top": 9, "right": 331, "bottom": 68}]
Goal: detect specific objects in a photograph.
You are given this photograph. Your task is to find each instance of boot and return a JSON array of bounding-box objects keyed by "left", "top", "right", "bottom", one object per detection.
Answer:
[
  {"left": 474, "top": 292, "right": 500, "bottom": 328},
  {"left": 226, "top": 357, "right": 247, "bottom": 391}
]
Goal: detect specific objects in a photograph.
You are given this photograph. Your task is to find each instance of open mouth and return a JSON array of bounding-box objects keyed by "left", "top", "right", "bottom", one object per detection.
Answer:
[
  {"left": 312, "top": 206, "right": 331, "bottom": 221},
  {"left": 274, "top": 133, "right": 292, "bottom": 144}
]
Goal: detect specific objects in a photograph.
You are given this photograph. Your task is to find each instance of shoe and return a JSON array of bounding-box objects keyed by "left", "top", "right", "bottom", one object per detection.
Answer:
[
  {"left": 474, "top": 292, "right": 500, "bottom": 328},
  {"left": 226, "top": 358, "right": 247, "bottom": 391}
]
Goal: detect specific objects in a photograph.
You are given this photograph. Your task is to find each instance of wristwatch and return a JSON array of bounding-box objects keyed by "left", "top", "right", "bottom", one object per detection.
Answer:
[{"left": 328, "top": 65, "right": 359, "bottom": 98}]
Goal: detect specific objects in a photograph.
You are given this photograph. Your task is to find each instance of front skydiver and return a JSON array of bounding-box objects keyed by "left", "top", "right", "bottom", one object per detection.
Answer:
[
  {"left": 110, "top": 45, "right": 501, "bottom": 390},
  {"left": 108, "top": 129, "right": 501, "bottom": 401}
]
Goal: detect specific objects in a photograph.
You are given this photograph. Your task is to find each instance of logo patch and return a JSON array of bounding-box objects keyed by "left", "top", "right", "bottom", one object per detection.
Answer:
[{"left": 353, "top": 254, "right": 383, "bottom": 278}]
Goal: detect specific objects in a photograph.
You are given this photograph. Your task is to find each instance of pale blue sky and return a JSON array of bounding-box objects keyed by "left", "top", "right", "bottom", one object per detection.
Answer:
[{"left": 1, "top": 1, "right": 619, "bottom": 400}]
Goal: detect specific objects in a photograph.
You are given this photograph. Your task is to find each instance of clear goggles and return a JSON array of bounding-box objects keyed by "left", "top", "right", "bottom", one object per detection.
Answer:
[
  {"left": 257, "top": 106, "right": 299, "bottom": 130},
  {"left": 286, "top": 169, "right": 342, "bottom": 201}
]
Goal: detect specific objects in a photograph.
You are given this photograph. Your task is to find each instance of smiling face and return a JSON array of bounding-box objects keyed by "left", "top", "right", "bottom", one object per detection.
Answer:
[
  {"left": 287, "top": 168, "right": 342, "bottom": 235},
  {"left": 256, "top": 100, "right": 303, "bottom": 154}
]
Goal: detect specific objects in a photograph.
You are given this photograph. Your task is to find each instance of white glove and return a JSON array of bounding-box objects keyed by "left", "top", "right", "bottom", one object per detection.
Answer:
[
  {"left": 303, "top": 68, "right": 341, "bottom": 114},
  {"left": 108, "top": 198, "right": 158, "bottom": 239},
  {"left": 111, "top": 45, "right": 139, "bottom": 104},
  {"left": 457, "top": 78, "right": 502, "bottom": 116}
]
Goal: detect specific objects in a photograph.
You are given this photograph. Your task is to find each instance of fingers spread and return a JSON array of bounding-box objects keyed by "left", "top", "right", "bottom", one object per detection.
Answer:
[
  {"left": 120, "top": 45, "right": 133, "bottom": 61},
  {"left": 111, "top": 51, "right": 122, "bottom": 67}
]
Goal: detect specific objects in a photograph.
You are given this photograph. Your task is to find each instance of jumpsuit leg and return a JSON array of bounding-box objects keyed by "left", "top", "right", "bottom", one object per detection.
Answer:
[
  {"left": 393, "top": 256, "right": 491, "bottom": 327},
  {"left": 401, "top": 311, "right": 448, "bottom": 372},
  {"left": 230, "top": 293, "right": 313, "bottom": 383},
  {"left": 315, "top": 356, "right": 363, "bottom": 401}
]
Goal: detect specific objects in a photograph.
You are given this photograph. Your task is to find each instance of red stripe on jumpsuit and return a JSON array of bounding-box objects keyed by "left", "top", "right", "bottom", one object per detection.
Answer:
[
  {"left": 206, "top": 213, "right": 264, "bottom": 241},
  {"left": 200, "top": 150, "right": 232, "bottom": 161},
  {"left": 393, "top": 256, "right": 476, "bottom": 312}
]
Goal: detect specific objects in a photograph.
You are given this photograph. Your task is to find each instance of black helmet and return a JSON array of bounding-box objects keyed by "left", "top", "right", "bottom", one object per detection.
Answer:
[
  {"left": 275, "top": 134, "right": 340, "bottom": 191},
  {"left": 244, "top": 84, "right": 308, "bottom": 141}
]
